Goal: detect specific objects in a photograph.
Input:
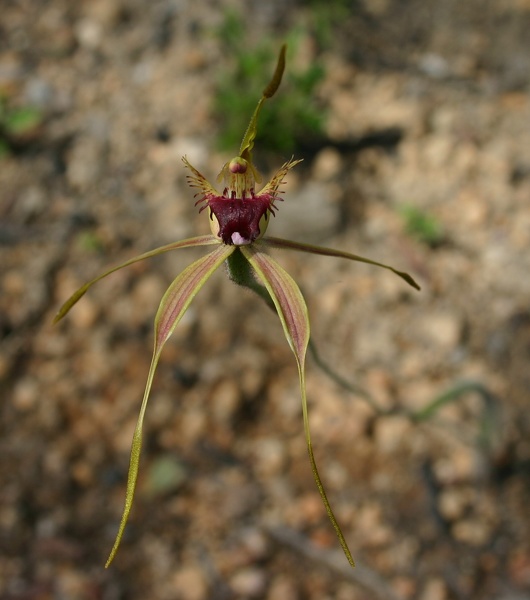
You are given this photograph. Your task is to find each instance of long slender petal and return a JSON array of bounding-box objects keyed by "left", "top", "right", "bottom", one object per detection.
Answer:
[
  {"left": 105, "top": 243, "right": 235, "bottom": 567},
  {"left": 260, "top": 237, "right": 420, "bottom": 291},
  {"left": 54, "top": 235, "right": 220, "bottom": 323},
  {"left": 240, "top": 246, "right": 355, "bottom": 568}
]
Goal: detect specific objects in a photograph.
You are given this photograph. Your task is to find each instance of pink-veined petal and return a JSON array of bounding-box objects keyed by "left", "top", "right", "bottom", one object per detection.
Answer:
[
  {"left": 105, "top": 243, "right": 235, "bottom": 567},
  {"left": 54, "top": 235, "right": 220, "bottom": 324},
  {"left": 260, "top": 236, "right": 420, "bottom": 291},
  {"left": 240, "top": 246, "right": 355, "bottom": 568}
]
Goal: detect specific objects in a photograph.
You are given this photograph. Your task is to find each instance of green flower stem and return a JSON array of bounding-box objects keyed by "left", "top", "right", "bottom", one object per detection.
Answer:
[
  {"left": 226, "top": 248, "right": 276, "bottom": 311},
  {"left": 227, "top": 249, "right": 386, "bottom": 415}
]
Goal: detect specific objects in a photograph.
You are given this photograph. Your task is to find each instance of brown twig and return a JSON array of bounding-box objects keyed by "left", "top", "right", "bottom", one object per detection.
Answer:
[{"left": 263, "top": 524, "right": 404, "bottom": 600}]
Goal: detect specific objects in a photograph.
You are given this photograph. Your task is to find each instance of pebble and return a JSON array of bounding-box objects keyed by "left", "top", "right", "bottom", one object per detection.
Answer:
[
  {"left": 74, "top": 18, "right": 102, "bottom": 50},
  {"left": 12, "top": 376, "right": 38, "bottom": 412},
  {"left": 171, "top": 565, "right": 208, "bottom": 600},
  {"left": 180, "top": 402, "right": 208, "bottom": 445},
  {"left": 252, "top": 436, "right": 287, "bottom": 477},
  {"left": 452, "top": 519, "right": 492, "bottom": 546},
  {"left": 131, "top": 273, "right": 167, "bottom": 322},
  {"left": 392, "top": 576, "right": 417, "bottom": 599},
  {"left": 211, "top": 378, "right": 241, "bottom": 425},
  {"left": 374, "top": 415, "right": 412, "bottom": 454},
  {"left": 433, "top": 445, "right": 478, "bottom": 484},
  {"left": 437, "top": 487, "right": 469, "bottom": 521},
  {"left": 0, "top": 52, "right": 24, "bottom": 92},
  {"left": 416, "top": 311, "right": 462, "bottom": 351},
  {"left": 419, "top": 53, "right": 450, "bottom": 79},
  {"left": 355, "top": 502, "right": 394, "bottom": 548},
  {"left": 23, "top": 78, "right": 54, "bottom": 109},
  {"left": 13, "top": 186, "right": 47, "bottom": 222},
  {"left": 419, "top": 578, "right": 447, "bottom": 600},
  {"left": 266, "top": 575, "right": 299, "bottom": 600},
  {"left": 312, "top": 147, "right": 343, "bottom": 182},
  {"left": 68, "top": 295, "right": 99, "bottom": 329},
  {"left": 55, "top": 569, "right": 91, "bottom": 600},
  {"left": 66, "top": 137, "right": 104, "bottom": 191},
  {"left": 239, "top": 527, "right": 270, "bottom": 561},
  {"left": 230, "top": 567, "right": 267, "bottom": 598}
]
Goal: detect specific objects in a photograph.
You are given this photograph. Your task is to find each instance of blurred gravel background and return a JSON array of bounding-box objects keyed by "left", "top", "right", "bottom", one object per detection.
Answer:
[{"left": 1, "top": 1, "right": 530, "bottom": 599}]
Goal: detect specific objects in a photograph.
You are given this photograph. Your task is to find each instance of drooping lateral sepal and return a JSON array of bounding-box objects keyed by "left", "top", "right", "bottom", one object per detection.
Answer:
[
  {"left": 240, "top": 245, "right": 355, "bottom": 568},
  {"left": 105, "top": 243, "right": 235, "bottom": 567}
]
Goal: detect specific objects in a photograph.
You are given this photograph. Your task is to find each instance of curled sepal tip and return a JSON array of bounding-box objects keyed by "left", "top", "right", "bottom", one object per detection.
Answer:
[
  {"left": 105, "top": 243, "right": 235, "bottom": 568},
  {"left": 239, "top": 44, "right": 287, "bottom": 163},
  {"left": 262, "top": 237, "right": 421, "bottom": 291},
  {"left": 263, "top": 44, "right": 287, "bottom": 99},
  {"left": 240, "top": 246, "right": 355, "bottom": 569}
]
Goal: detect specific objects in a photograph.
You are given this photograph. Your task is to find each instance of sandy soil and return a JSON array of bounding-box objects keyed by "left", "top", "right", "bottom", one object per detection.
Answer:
[{"left": 1, "top": 1, "right": 530, "bottom": 599}]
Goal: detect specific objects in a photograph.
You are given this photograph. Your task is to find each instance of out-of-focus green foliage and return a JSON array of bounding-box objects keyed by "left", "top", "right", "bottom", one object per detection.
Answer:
[
  {"left": 400, "top": 204, "right": 445, "bottom": 247},
  {"left": 0, "top": 96, "right": 43, "bottom": 157},
  {"left": 213, "top": 13, "right": 325, "bottom": 154}
]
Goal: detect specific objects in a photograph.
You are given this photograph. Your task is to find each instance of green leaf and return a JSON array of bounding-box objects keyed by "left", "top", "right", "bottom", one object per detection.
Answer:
[
  {"left": 54, "top": 235, "right": 219, "bottom": 324},
  {"left": 240, "top": 246, "right": 355, "bottom": 568},
  {"left": 106, "top": 243, "right": 235, "bottom": 567},
  {"left": 261, "top": 237, "right": 421, "bottom": 291}
]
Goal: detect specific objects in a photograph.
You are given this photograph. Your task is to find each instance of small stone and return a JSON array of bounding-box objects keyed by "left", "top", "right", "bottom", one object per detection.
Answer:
[
  {"left": 438, "top": 487, "right": 469, "bottom": 521},
  {"left": 374, "top": 415, "right": 412, "bottom": 453},
  {"left": 2, "top": 270, "right": 25, "bottom": 295},
  {"left": 66, "top": 137, "right": 104, "bottom": 191},
  {"left": 355, "top": 502, "right": 394, "bottom": 547},
  {"left": 433, "top": 445, "right": 478, "bottom": 484},
  {"left": 180, "top": 403, "right": 208, "bottom": 445},
  {"left": 419, "top": 578, "right": 447, "bottom": 600},
  {"left": 69, "top": 295, "right": 99, "bottom": 329},
  {"left": 71, "top": 460, "right": 94, "bottom": 487},
  {"left": 14, "top": 186, "right": 46, "bottom": 222},
  {"left": 285, "top": 492, "right": 323, "bottom": 529},
  {"left": 253, "top": 437, "right": 287, "bottom": 477},
  {"left": 392, "top": 576, "right": 417, "bottom": 599},
  {"left": 417, "top": 311, "right": 462, "bottom": 351},
  {"left": 312, "top": 147, "right": 343, "bottom": 181},
  {"left": 364, "top": 368, "right": 396, "bottom": 411},
  {"left": 508, "top": 550, "right": 530, "bottom": 587},
  {"left": 211, "top": 378, "right": 241, "bottom": 425},
  {"left": 133, "top": 274, "right": 166, "bottom": 313},
  {"left": 452, "top": 519, "right": 491, "bottom": 546},
  {"left": 75, "top": 18, "right": 103, "bottom": 50},
  {"left": 240, "top": 527, "right": 270, "bottom": 561},
  {"left": 55, "top": 569, "right": 90, "bottom": 599},
  {"left": 230, "top": 567, "right": 267, "bottom": 598},
  {"left": 266, "top": 575, "right": 299, "bottom": 600},
  {"left": 171, "top": 565, "right": 208, "bottom": 600},
  {"left": 24, "top": 78, "right": 54, "bottom": 109},
  {"left": 13, "top": 377, "right": 38, "bottom": 411}
]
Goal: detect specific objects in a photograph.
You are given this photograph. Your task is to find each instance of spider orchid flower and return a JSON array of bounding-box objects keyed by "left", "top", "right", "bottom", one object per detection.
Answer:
[{"left": 55, "top": 45, "right": 420, "bottom": 569}]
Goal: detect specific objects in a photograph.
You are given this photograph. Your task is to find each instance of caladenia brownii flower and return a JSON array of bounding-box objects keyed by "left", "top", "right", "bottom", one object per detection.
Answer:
[{"left": 55, "top": 45, "right": 420, "bottom": 569}]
